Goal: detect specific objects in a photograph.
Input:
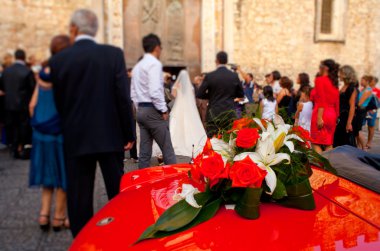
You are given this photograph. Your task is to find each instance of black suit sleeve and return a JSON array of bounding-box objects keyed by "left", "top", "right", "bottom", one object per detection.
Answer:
[
  {"left": 235, "top": 74, "right": 244, "bottom": 98},
  {"left": 26, "top": 70, "right": 36, "bottom": 101},
  {"left": 49, "top": 58, "right": 64, "bottom": 116},
  {"left": 0, "top": 74, "right": 3, "bottom": 91},
  {"left": 196, "top": 74, "right": 209, "bottom": 99},
  {"left": 114, "top": 49, "right": 135, "bottom": 144}
]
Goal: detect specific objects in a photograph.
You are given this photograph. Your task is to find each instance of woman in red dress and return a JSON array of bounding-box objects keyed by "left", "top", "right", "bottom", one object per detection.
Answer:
[{"left": 310, "top": 59, "right": 340, "bottom": 153}]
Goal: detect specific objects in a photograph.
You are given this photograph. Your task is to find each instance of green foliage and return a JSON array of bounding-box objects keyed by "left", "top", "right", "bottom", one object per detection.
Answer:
[
  {"left": 271, "top": 178, "right": 287, "bottom": 200},
  {"left": 206, "top": 110, "right": 237, "bottom": 136},
  {"left": 278, "top": 107, "right": 293, "bottom": 125},
  {"left": 273, "top": 147, "right": 312, "bottom": 186},
  {"left": 136, "top": 192, "right": 222, "bottom": 243},
  {"left": 305, "top": 148, "right": 337, "bottom": 175}
]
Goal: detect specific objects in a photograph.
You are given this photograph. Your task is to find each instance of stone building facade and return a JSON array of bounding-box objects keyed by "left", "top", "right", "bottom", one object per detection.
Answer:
[{"left": 1, "top": 0, "right": 379, "bottom": 83}]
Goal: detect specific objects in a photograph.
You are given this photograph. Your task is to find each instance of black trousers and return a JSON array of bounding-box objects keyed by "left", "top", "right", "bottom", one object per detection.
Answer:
[
  {"left": 5, "top": 110, "right": 30, "bottom": 152},
  {"left": 65, "top": 152, "right": 124, "bottom": 237}
]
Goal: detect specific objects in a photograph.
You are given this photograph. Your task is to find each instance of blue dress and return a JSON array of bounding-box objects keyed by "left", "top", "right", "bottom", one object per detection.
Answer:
[{"left": 29, "top": 86, "right": 66, "bottom": 191}]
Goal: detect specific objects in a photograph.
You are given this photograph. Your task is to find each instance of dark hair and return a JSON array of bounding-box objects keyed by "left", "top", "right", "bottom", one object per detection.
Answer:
[
  {"left": 14, "top": 49, "right": 26, "bottom": 60},
  {"left": 362, "top": 75, "right": 374, "bottom": 85},
  {"left": 374, "top": 77, "right": 379, "bottom": 84},
  {"left": 321, "top": 59, "right": 340, "bottom": 88},
  {"left": 300, "top": 86, "right": 312, "bottom": 97},
  {"left": 271, "top": 70, "right": 281, "bottom": 81},
  {"left": 265, "top": 73, "right": 271, "bottom": 78},
  {"left": 50, "top": 35, "right": 70, "bottom": 55},
  {"left": 216, "top": 51, "right": 228, "bottom": 64},
  {"left": 263, "top": 85, "right": 275, "bottom": 102},
  {"left": 298, "top": 73, "right": 310, "bottom": 87},
  {"left": 279, "top": 76, "right": 293, "bottom": 91},
  {"left": 142, "top": 33, "right": 161, "bottom": 53},
  {"left": 247, "top": 73, "right": 254, "bottom": 79}
]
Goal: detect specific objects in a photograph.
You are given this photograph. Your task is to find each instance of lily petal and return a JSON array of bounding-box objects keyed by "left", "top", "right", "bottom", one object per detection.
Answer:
[
  {"left": 173, "top": 184, "right": 201, "bottom": 208},
  {"left": 233, "top": 152, "right": 256, "bottom": 162},
  {"left": 284, "top": 141, "right": 295, "bottom": 153},
  {"left": 253, "top": 118, "right": 266, "bottom": 132},
  {"left": 266, "top": 122, "right": 275, "bottom": 135},
  {"left": 274, "top": 132, "right": 286, "bottom": 152},
  {"left": 273, "top": 114, "right": 285, "bottom": 127},
  {"left": 285, "top": 134, "right": 304, "bottom": 142},
  {"left": 185, "top": 194, "right": 202, "bottom": 208},
  {"left": 265, "top": 167, "right": 277, "bottom": 194},
  {"left": 269, "top": 153, "right": 291, "bottom": 166}
]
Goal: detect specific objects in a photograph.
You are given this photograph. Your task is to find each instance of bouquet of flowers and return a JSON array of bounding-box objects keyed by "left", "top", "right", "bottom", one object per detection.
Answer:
[{"left": 136, "top": 115, "right": 335, "bottom": 243}]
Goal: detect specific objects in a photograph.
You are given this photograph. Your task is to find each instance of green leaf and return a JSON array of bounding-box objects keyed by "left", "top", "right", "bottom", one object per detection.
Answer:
[
  {"left": 154, "top": 192, "right": 211, "bottom": 231},
  {"left": 135, "top": 225, "right": 157, "bottom": 243},
  {"left": 153, "top": 198, "right": 222, "bottom": 239},
  {"left": 307, "top": 149, "right": 337, "bottom": 175},
  {"left": 136, "top": 192, "right": 212, "bottom": 243},
  {"left": 271, "top": 178, "right": 287, "bottom": 200}
]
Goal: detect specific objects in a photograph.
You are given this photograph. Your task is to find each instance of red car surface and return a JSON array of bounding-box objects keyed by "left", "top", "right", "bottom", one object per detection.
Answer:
[{"left": 70, "top": 164, "right": 380, "bottom": 251}]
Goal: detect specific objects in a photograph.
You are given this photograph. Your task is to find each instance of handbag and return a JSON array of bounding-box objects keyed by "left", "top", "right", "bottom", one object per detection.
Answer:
[
  {"left": 347, "top": 131, "right": 357, "bottom": 147},
  {"left": 366, "top": 95, "right": 379, "bottom": 111}
]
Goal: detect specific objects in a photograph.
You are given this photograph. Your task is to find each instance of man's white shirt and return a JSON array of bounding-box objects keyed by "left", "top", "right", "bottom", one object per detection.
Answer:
[{"left": 131, "top": 53, "right": 167, "bottom": 113}]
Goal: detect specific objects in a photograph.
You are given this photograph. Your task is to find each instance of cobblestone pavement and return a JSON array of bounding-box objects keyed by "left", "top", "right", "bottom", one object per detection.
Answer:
[
  {"left": 0, "top": 129, "right": 378, "bottom": 251},
  {"left": 0, "top": 149, "right": 189, "bottom": 251}
]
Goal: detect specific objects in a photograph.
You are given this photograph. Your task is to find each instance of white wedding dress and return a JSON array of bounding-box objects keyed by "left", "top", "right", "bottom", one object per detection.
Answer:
[{"left": 169, "top": 70, "right": 207, "bottom": 157}]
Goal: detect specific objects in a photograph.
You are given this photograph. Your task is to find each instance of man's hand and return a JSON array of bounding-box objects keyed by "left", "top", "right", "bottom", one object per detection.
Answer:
[
  {"left": 162, "top": 112, "right": 169, "bottom": 121},
  {"left": 124, "top": 141, "right": 135, "bottom": 151}
]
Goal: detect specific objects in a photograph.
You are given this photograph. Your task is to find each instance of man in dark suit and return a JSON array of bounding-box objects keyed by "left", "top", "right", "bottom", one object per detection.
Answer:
[
  {"left": 0, "top": 49, "right": 35, "bottom": 158},
  {"left": 49, "top": 9, "right": 135, "bottom": 237},
  {"left": 197, "top": 51, "right": 244, "bottom": 137}
]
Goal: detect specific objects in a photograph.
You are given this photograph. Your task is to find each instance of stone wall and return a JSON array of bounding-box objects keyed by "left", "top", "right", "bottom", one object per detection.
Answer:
[
  {"left": 233, "top": 0, "right": 380, "bottom": 85},
  {"left": 0, "top": 0, "right": 102, "bottom": 62}
]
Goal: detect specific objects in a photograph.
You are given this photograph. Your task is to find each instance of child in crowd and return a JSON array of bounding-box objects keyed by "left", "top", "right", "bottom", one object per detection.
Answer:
[
  {"left": 295, "top": 86, "right": 313, "bottom": 132},
  {"left": 260, "top": 86, "right": 278, "bottom": 121}
]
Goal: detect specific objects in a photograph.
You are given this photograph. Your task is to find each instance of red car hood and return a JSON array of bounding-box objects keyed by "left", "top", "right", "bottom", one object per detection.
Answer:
[{"left": 70, "top": 165, "right": 380, "bottom": 251}]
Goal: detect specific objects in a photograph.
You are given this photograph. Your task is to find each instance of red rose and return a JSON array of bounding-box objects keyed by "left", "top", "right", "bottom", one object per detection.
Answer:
[
  {"left": 202, "top": 138, "right": 214, "bottom": 155},
  {"left": 199, "top": 152, "right": 227, "bottom": 180},
  {"left": 191, "top": 154, "right": 204, "bottom": 183},
  {"left": 231, "top": 118, "right": 254, "bottom": 131},
  {"left": 236, "top": 128, "right": 260, "bottom": 149},
  {"left": 230, "top": 156, "right": 267, "bottom": 188},
  {"left": 292, "top": 126, "right": 312, "bottom": 141}
]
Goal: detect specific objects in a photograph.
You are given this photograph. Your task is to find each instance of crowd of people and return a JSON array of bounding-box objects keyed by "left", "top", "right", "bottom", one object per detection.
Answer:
[{"left": 0, "top": 8, "right": 379, "bottom": 239}]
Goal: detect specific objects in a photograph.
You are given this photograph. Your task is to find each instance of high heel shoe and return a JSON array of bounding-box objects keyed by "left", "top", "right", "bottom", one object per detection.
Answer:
[
  {"left": 39, "top": 215, "right": 50, "bottom": 231},
  {"left": 52, "top": 217, "right": 68, "bottom": 232}
]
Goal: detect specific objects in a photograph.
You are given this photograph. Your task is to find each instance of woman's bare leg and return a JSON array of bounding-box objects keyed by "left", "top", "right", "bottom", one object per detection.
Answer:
[{"left": 39, "top": 187, "right": 53, "bottom": 224}]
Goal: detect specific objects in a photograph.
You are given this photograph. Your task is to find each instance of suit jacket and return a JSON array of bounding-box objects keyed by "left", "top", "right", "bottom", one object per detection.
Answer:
[
  {"left": 196, "top": 66, "right": 244, "bottom": 120},
  {"left": 49, "top": 39, "right": 135, "bottom": 157},
  {"left": 0, "top": 63, "right": 35, "bottom": 111}
]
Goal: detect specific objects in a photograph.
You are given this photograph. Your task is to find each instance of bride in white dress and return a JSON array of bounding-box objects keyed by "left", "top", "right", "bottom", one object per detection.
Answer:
[{"left": 169, "top": 70, "right": 207, "bottom": 157}]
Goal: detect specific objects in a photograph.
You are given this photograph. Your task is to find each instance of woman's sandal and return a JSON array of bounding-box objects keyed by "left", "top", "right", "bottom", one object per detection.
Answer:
[
  {"left": 39, "top": 214, "right": 50, "bottom": 231},
  {"left": 52, "top": 217, "right": 69, "bottom": 232}
]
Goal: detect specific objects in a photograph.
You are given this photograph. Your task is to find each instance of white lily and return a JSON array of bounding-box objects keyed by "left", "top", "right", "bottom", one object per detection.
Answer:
[
  {"left": 234, "top": 135, "right": 290, "bottom": 194},
  {"left": 210, "top": 137, "right": 235, "bottom": 165},
  {"left": 173, "top": 184, "right": 201, "bottom": 208},
  {"left": 253, "top": 117, "right": 303, "bottom": 153}
]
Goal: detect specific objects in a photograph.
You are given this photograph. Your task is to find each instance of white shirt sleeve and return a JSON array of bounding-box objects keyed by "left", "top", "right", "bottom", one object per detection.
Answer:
[
  {"left": 148, "top": 62, "right": 167, "bottom": 113},
  {"left": 130, "top": 75, "right": 137, "bottom": 109}
]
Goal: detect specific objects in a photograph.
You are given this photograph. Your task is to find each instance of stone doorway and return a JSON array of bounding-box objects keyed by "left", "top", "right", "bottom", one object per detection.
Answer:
[{"left": 123, "top": 0, "right": 201, "bottom": 78}]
